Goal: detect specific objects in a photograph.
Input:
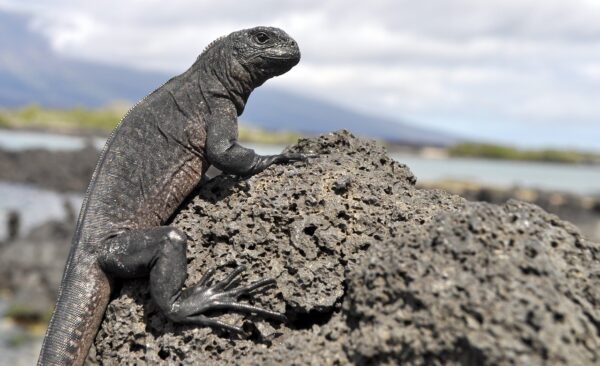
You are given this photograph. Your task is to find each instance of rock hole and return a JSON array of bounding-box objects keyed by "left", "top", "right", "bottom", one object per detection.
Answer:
[
  {"left": 304, "top": 225, "right": 317, "bottom": 236},
  {"left": 286, "top": 305, "right": 335, "bottom": 330},
  {"left": 158, "top": 348, "right": 170, "bottom": 360},
  {"left": 129, "top": 343, "right": 145, "bottom": 352},
  {"left": 553, "top": 312, "right": 565, "bottom": 323},
  {"left": 337, "top": 211, "right": 351, "bottom": 220},
  {"left": 525, "top": 246, "right": 538, "bottom": 258},
  {"left": 520, "top": 266, "right": 542, "bottom": 276}
]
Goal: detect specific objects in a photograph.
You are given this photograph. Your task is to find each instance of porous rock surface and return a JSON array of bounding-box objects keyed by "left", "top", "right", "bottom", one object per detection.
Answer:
[{"left": 93, "top": 131, "right": 599, "bottom": 365}]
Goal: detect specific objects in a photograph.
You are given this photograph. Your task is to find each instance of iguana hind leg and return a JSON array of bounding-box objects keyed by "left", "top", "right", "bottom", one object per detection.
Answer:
[{"left": 99, "top": 226, "right": 284, "bottom": 334}]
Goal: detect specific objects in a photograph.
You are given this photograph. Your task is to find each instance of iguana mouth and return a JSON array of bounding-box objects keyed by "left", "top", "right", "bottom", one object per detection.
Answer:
[
  {"left": 264, "top": 55, "right": 296, "bottom": 60},
  {"left": 264, "top": 54, "right": 300, "bottom": 67},
  {"left": 245, "top": 53, "right": 298, "bottom": 64}
]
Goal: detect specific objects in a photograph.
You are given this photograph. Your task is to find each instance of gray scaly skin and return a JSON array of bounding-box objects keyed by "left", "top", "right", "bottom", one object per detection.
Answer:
[{"left": 38, "top": 26, "right": 309, "bottom": 366}]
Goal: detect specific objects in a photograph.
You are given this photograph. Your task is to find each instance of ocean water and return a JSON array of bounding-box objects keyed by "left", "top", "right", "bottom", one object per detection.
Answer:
[
  {"left": 394, "top": 154, "right": 600, "bottom": 195},
  {"left": 0, "top": 182, "right": 82, "bottom": 241},
  {"left": 0, "top": 129, "right": 105, "bottom": 151}
]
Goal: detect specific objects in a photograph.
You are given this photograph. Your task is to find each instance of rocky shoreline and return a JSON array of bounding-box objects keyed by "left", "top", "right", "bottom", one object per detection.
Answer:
[
  {"left": 0, "top": 218, "right": 73, "bottom": 321},
  {"left": 0, "top": 144, "right": 98, "bottom": 192}
]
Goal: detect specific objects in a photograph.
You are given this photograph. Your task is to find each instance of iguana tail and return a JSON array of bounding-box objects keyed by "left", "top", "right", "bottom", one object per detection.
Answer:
[{"left": 38, "top": 260, "right": 111, "bottom": 366}]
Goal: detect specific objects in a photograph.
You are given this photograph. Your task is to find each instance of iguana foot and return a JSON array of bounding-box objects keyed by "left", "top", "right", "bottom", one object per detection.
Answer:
[{"left": 167, "top": 265, "right": 285, "bottom": 334}]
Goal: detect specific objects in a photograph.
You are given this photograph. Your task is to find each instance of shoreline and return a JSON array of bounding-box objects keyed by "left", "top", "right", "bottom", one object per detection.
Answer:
[{"left": 2, "top": 108, "right": 600, "bottom": 165}]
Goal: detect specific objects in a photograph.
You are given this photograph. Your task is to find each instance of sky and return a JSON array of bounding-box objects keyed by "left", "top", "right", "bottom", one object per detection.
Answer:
[{"left": 1, "top": 0, "right": 599, "bottom": 150}]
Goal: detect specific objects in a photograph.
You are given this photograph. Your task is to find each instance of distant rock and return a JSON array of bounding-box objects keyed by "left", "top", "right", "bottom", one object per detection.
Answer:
[
  {"left": 0, "top": 144, "right": 98, "bottom": 192},
  {"left": 0, "top": 218, "right": 73, "bottom": 321},
  {"left": 93, "top": 131, "right": 599, "bottom": 365}
]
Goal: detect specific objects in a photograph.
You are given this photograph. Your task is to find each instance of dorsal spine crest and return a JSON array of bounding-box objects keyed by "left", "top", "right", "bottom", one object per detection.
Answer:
[{"left": 199, "top": 35, "right": 226, "bottom": 59}]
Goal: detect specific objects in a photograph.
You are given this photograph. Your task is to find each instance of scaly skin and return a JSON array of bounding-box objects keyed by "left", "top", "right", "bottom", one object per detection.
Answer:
[{"left": 38, "top": 27, "right": 310, "bottom": 366}]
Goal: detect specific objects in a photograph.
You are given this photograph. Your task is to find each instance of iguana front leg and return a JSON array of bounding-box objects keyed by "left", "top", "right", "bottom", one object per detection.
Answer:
[
  {"left": 100, "top": 226, "right": 284, "bottom": 334},
  {"left": 205, "top": 100, "right": 313, "bottom": 176}
]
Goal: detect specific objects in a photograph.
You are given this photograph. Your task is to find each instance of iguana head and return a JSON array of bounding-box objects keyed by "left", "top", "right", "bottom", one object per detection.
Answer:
[
  {"left": 229, "top": 26, "right": 300, "bottom": 83},
  {"left": 201, "top": 26, "right": 300, "bottom": 81},
  {"left": 196, "top": 26, "right": 300, "bottom": 112}
]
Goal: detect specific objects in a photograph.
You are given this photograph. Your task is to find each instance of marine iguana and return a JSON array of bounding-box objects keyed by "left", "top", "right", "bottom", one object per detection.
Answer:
[{"left": 38, "top": 26, "right": 309, "bottom": 366}]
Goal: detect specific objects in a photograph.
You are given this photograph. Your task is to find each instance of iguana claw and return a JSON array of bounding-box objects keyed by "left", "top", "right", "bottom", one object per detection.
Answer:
[{"left": 168, "top": 265, "right": 286, "bottom": 334}]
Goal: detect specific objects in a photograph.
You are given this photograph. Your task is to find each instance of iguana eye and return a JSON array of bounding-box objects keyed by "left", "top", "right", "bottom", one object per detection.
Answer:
[{"left": 254, "top": 32, "right": 270, "bottom": 44}]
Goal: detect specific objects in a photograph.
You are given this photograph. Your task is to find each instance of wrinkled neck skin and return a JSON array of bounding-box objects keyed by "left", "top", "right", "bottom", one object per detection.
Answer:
[{"left": 192, "top": 43, "right": 262, "bottom": 116}]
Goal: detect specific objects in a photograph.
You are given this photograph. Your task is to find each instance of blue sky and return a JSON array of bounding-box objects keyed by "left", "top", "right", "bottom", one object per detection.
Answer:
[{"left": 1, "top": 0, "right": 599, "bottom": 151}]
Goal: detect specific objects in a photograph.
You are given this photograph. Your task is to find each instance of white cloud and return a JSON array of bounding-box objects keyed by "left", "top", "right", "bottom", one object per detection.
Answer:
[{"left": 1, "top": 0, "right": 599, "bottom": 149}]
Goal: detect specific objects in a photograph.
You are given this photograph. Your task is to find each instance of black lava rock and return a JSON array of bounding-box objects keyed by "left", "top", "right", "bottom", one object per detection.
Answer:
[{"left": 93, "top": 131, "right": 599, "bottom": 365}]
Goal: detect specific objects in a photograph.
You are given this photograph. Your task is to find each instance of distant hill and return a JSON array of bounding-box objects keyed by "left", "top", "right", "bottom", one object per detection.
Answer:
[
  {"left": 0, "top": 11, "right": 166, "bottom": 107},
  {"left": 0, "top": 9, "right": 456, "bottom": 146},
  {"left": 244, "top": 89, "right": 455, "bottom": 145}
]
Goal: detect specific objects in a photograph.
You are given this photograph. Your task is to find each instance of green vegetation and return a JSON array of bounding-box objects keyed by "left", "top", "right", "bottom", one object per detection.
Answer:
[
  {"left": 4, "top": 303, "right": 53, "bottom": 324},
  {"left": 0, "top": 104, "right": 126, "bottom": 133},
  {"left": 0, "top": 104, "right": 307, "bottom": 144},
  {"left": 238, "top": 125, "right": 303, "bottom": 145},
  {"left": 449, "top": 142, "right": 600, "bottom": 165},
  {"left": 0, "top": 112, "right": 9, "bottom": 128}
]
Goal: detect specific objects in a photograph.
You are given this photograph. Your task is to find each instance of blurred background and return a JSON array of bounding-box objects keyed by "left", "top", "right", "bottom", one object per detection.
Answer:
[{"left": 0, "top": 1, "right": 599, "bottom": 364}]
